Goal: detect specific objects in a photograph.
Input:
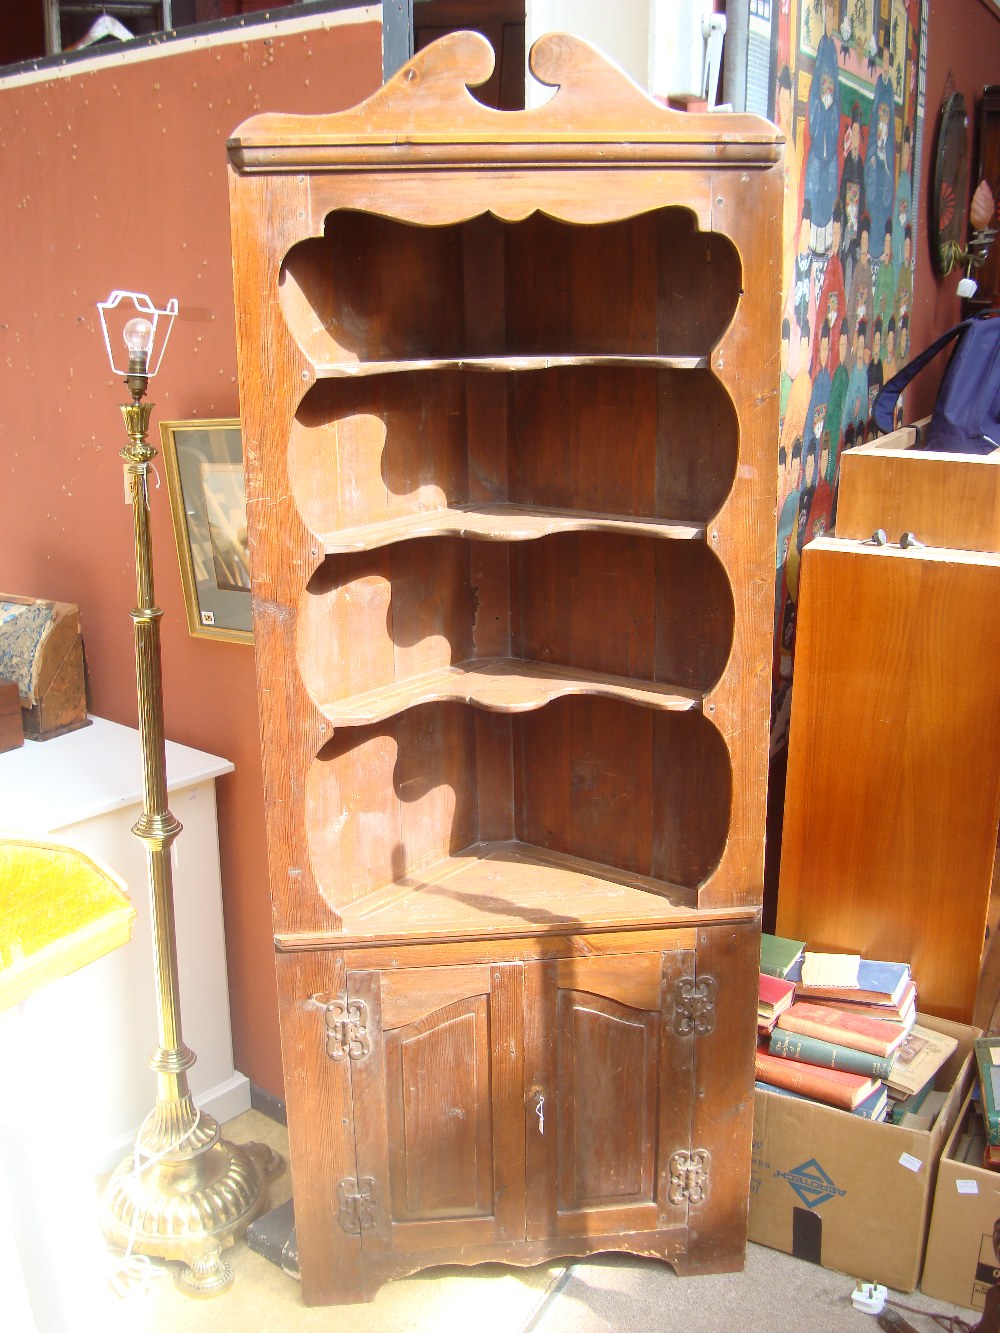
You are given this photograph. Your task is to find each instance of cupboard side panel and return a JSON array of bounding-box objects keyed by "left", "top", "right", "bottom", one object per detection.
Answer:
[
  {"left": 698, "top": 165, "right": 783, "bottom": 911},
  {"left": 229, "top": 170, "right": 340, "bottom": 934},
  {"left": 683, "top": 921, "right": 759, "bottom": 1273},
  {"left": 275, "top": 951, "right": 363, "bottom": 1304}
]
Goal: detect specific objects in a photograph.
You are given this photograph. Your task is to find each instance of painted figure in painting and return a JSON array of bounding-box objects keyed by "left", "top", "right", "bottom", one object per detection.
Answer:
[
  {"left": 865, "top": 34, "right": 897, "bottom": 262},
  {"left": 825, "top": 322, "right": 851, "bottom": 481},
  {"left": 874, "top": 218, "right": 896, "bottom": 329},
  {"left": 780, "top": 317, "right": 793, "bottom": 428},
  {"left": 846, "top": 318, "right": 871, "bottom": 432},
  {"left": 847, "top": 212, "right": 874, "bottom": 363},
  {"left": 868, "top": 315, "right": 884, "bottom": 417},
  {"left": 896, "top": 223, "right": 913, "bottom": 330},
  {"left": 839, "top": 102, "right": 867, "bottom": 292},
  {"left": 793, "top": 201, "right": 815, "bottom": 334},
  {"left": 805, "top": 320, "right": 833, "bottom": 454},
  {"left": 777, "top": 65, "right": 804, "bottom": 305},
  {"left": 804, "top": 0, "right": 843, "bottom": 252},
  {"left": 781, "top": 320, "right": 814, "bottom": 460},
  {"left": 813, "top": 204, "right": 846, "bottom": 375},
  {"left": 893, "top": 125, "right": 913, "bottom": 275}
]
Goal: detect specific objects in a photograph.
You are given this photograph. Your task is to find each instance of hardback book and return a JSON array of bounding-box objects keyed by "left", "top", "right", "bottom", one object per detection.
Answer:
[
  {"left": 815, "top": 980, "right": 917, "bottom": 1025},
  {"left": 975, "top": 1036, "right": 1000, "bottom": 1144},
  {"left": 754, "top": 1047, "right": 879, "bottom": 1110},
  {"left": 799, "top": 951, "right": 861, "bottom": 989},
  {"left": 889, "top": 1077, "right": 936, "bottom": 1124},
  {"left": 794, "top": 958, "right": 911, "bottom": 1008},
  {"left": 758, "top": 972, "right": 795, "bottom": 1019},
  {"left": 760, "top": 932, "right": 806, "bottom": 980},
  {"left": 895, "top": 1089, "right": 948, "bottom": 1132},
  {"left": 756, "top": 1077, "right": 888, "bottom": 1120},
  {"left": 755, "top": 1079, "right": 808, "bottom": 1100},
  {"left": 853, "top": 1083, "right": 890, "bottom": 1122},
  {"left": 775, "top": 1000, "right": 910, "bottom": 1058},
  {"left": 887, "top": 1024, "right": 960, "bottom": 1098},
  {"left": 769, "top": 1029, "right": 894, "bottom": 1080}
]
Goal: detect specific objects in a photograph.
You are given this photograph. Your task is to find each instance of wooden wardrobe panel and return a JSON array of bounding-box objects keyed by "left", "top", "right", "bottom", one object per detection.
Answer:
[{"left": 777, "top": 539, "right": 1000, "bottom": 1022}]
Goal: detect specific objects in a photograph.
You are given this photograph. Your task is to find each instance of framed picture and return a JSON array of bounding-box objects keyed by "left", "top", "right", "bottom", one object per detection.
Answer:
[{"left": 159, "top": 419, "right": 253, "bottom": 644}]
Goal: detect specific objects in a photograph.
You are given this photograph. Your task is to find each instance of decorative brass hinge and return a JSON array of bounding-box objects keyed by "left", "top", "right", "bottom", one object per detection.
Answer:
[
  {"left": 338, "top": 1176, "right": 379, "bottom": 1234},
  {"left": 323, "top": 996, "right": 371, "bottom": 1062},
  {"left": 668, "top": 1149, "right": 711, "bottom": 1204},
  {"left": 673, "top": 975, "right": 716, "bottom": 1036}
]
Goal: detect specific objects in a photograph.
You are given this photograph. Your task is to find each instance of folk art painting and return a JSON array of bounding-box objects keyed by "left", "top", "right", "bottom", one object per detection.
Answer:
[{"left": 770, "top": 0, "right": 926, "bottom": 747}]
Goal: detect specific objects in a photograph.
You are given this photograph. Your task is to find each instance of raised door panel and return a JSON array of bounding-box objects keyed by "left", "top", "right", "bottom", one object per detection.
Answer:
[
  {"left": 348, "top": 962, "right": 524, "bottom": 1260},
  {"left": 555, "top": 990, "right": 658, "bottom": 1214},
  {"left": 385, "top": 994, "right": 493, "bottom": 1221},
  {"left": 525, "top": 942, "right": 697, "bottom": 1242}
]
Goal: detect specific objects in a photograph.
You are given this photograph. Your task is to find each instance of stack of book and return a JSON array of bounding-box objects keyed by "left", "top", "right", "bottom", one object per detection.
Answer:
[
  {"left": 972, "top": 1037, "right": 1000, "bottom": 1170},
  {"left": 755, "top": 942, "right": 955, "bottom": 1124},
  {"left": 758, "top": 972, "right": 795, "bottom": 1037}
]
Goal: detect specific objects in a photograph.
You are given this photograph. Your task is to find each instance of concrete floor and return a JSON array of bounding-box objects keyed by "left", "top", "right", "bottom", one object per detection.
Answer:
[{"left": 27, "top": 1109, "right": 974, "bottom": 1333}]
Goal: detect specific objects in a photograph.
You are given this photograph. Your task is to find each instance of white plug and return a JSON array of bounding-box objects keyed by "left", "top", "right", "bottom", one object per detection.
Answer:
[{"left": 851, "top": 1281, "right": 887, "bottom": 1314}]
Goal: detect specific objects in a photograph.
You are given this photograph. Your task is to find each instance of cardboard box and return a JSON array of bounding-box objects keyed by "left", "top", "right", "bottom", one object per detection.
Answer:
[
  {"left": 749, "top": 1015, "right": 977, "bottom": 1292},
  {"left": 921, "top": 1089, "right": 1000, "bottom": 1311}
]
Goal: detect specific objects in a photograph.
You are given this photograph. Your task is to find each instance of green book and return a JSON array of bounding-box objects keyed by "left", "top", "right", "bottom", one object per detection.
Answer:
[
  {"left": 975, "top": 1037, "right": 1000, "bottom": 1144},
  {"left": 769, "top": 1029, "right": 894, "bottom": 1080},
  {"left": 760, "top": 932, "right": 805, "bottom": 980},
  {"left": 889, "top": 1078, "right": 936, "bottom": 1125}
]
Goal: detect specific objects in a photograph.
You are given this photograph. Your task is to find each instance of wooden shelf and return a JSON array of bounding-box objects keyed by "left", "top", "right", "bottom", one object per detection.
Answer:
[
  {"left": 318, "top": 503, "right": 706, "bottom": 554},
  {"left": 315, "top": 840, "right": 710, "bottom": 947},
  {"left": 315, "top": 657, "right": 704, "bottom": 725},
  {"left": 310, "top": 352, "right": 709, "bottom": 379}
]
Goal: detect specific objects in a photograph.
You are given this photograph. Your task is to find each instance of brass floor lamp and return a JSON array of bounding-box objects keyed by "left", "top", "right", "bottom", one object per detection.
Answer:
[{"left": 96, "top": 290, "right": 280, "bottom": 1297}]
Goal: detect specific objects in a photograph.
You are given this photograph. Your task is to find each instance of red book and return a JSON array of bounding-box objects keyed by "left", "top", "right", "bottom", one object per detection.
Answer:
[
  {"left": 755, "top": 1048, "right": 879, "bottom": 1110},
  {"left": 775, "top": 1000, "right": 910, "bottom": 1057},
  {"left": 759, "top": 972, "right": 795, "bottom": 1018}
]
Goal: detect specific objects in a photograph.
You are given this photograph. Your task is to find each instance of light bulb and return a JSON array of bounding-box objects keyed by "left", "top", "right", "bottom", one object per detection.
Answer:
[{"left": 123, "top": 316, "right": 153, "bottom": 356}]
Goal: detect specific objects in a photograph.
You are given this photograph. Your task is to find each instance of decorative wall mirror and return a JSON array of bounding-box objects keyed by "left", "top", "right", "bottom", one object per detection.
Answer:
[{"left": 932, "top": 91, "right": 970, "bottom": 275}]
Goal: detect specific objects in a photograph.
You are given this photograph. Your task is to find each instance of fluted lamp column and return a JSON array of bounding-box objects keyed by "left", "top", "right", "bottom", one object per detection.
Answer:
[{"left": 96, "top": 290, "right": 280, "bottom": 1297}]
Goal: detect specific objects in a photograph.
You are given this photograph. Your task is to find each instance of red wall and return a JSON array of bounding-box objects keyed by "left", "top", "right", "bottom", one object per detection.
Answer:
[
  {"left": 908, "top": 0, "right": 1000, "bottom": 417},
  {"left": 0, "top": 15, "right": 381, "bottom": 1098}
]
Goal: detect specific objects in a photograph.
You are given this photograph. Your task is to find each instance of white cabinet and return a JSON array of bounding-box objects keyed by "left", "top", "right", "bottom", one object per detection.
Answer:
[{"left": 0, "top": 715, "right": 247, "bottom": 1170}]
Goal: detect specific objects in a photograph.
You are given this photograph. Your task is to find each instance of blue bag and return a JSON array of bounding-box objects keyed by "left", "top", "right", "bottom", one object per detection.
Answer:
[{"left": 872, "top": 311, "right": 1000, "bottom": 454}]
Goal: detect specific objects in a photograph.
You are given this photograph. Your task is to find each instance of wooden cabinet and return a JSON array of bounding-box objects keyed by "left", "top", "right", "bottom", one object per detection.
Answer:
[
  {"left": 228, "top": 31, "right": 781, "bottom": 1305},
  {"left": 776, "top": 536, "right": 1000, "bottom": 1024}
]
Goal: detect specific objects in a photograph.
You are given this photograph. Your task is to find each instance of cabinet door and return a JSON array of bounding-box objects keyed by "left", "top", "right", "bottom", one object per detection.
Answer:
[
  {"left": 346, "top": 962, "right": 525, "bottom": 1261},
  {"left": 524, "top": 942, "right": 698, "bottom": 1243}
]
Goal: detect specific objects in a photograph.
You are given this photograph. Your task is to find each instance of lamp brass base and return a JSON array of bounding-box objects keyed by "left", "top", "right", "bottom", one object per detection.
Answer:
[{"left": 102, "top": 1107, "right": 282, "bottom": 1297}]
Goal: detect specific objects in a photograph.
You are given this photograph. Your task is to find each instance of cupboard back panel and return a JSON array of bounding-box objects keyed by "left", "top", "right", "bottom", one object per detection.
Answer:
[
  {"left": 279, "top": 210, "right": 741, "bottom": 365},
  {"left": 298, "top": 535, "right": 734, "bottom": 708},
  {"left": 516, "top": 698, "right": 730, "bottom": 885},
  {"left": 290, "top": 371, "right": 471, "bottom": 535},
  {"left": 289, "top": 365, "right": 739, "bottom": 537},
  {"left": 304, "top": 698, "right": 731, "bottom": 906}
]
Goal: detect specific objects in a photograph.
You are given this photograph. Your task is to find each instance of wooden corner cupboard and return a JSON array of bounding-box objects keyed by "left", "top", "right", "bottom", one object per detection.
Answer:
[{"left": 227, "top": 31, "right": 782, "bottom": 1306}]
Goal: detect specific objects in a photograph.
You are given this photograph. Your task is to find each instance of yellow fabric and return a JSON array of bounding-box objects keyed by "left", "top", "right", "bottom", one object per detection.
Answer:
[{"left": 0, "top": 837, "right": 135, "bottom": 1010}]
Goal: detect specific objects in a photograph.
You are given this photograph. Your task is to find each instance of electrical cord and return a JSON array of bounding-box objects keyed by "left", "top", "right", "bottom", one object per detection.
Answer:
[
  {"left": 884, "top": 1296, "right": 976, "bottom": 1332},
  {"left": 106, "top": 1108, "right": 203, "bottom": 1298}
]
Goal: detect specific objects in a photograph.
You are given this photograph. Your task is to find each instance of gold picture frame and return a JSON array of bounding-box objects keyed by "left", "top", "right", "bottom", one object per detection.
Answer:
[{"left": 159, "top": 419, "right": 253, "bottom": 644}]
